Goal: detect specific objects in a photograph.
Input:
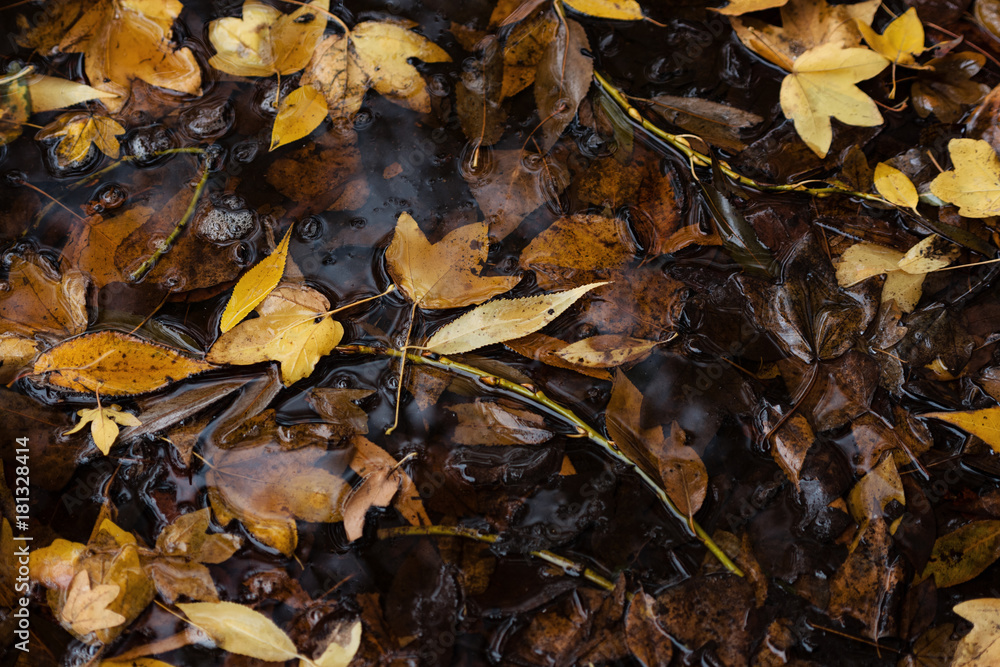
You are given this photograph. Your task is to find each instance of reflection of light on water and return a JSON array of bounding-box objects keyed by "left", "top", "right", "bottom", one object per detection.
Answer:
[{"left": 459, "top": 140, "right": 495, "bottom": 181}]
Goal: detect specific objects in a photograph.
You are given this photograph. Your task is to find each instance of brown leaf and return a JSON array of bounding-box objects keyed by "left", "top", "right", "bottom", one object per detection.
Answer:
[
  {"left": 342, "top": 467, "right": 401, "bottom": 541},
  {"left": 770, "top": 412, "right": 814, "bottom": 491},
  {"left": 451, "top": 398, "right": 552, "bottom": 445},
  {"left": 456, "top": 38, "right": 508, "bottom": 146},
  {"left": 306, "top": 387, "right": 374, "bottom": 439},
  {"left": 553, "top": 334, "right": 659, "bottom": 368},
  {"left": 145, "top": 559, "right": 219, "bottom": 604},
  {"left": 649, "top": 94, "right": 763, "bottom": 152},
  {"left": 349, "top": 436, "right": 431, "bottom": 528},
  {"left": 913, "top": 52, "right": 990, "bottom": 123},
  {"left": 575, "top": 157, "right": 642, "bottom": 208},
  {"left": 155, "top": 509, "right": 241, "bottom": 564},
  {"left": 520, "top": 214, "right": 634, "bottom": 290},
  {"left": 501, "top": 10, "right": 558, "bottom": 99},
  {"left": 656, "top": 422, "right": 708, "bottom": 518},
  {"left": 0, "top": 254, "right": 87, "bottom": 339},
  {"left": 655, "top": 574, "right": 754, "bottom": 665},
  {"left": 575, "top": 266, "right": 686, "bottom": 339},
  {"left": 504, "top": 332, "right": 613, "bottom": 381},
  {"left": 625, "top": 589, "right": 673, "bottom": 667},
  {"left": 265, "top": 129, "right": 368, "bottom": 214},
  {"left": 534, "top": 17, "right": 592, "bottom": 150}
]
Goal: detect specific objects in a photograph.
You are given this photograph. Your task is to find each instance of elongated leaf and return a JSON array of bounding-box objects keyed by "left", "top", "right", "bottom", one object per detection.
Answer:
[
  {"left": 920, "top": 521, "right": 1000, "bottom": 588},
  {"left": 874, "top": 162, "right": 918, "bottom": 211},
  {"left": 177, "top": 601, "right": 298, "bottom": 662},
  {"left": 424, "top": 282, "right": 606, "bottom": 355},
  {"left": 219, "top": 227, "right": 293, "bottom": 333},
  {"left": 924, "top": 407, "right": 1000, "bottom": 452},
  {"left": 699, "top": 162, "right": 775, "bottom": 278},
  {"left": 562, "top": 0, "right": 643, "bottom": 20},
  {"left": 271, "top": 84, "right": 327, "bottom": 151},
  {"left": 554, "top": 335, "right": 660, "bottom": 368}
]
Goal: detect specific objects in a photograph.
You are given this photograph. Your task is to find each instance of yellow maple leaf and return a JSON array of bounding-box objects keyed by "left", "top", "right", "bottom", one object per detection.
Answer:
[
  {"left": 58, "top": 0, "right": 201, "bottom": 111},
  {"left": 271, "top": 84, "right": 328, "bottom": 150},
  {"left": 953, "top": 599, "right": 1000, "bottom": 667},
  {"left": 856, "top": 8, "right": 925, "bottom": 68},
  {"left": 35, "top": 113, "right": 126, "bottom": 166},
  {"left": 779, "top": 42, "right": 888, "bottom": 157},
  {"left": 60, "top": 571, "right": 126, "bottom": 637},
  {"left": 64, "top": 404, "right": 142, "bottom": 456},
  {"left": 929, "top": 138, "right": 1000, "bottom": 218},
  {"left": 208, "top": 0, "right": 330, "bottom": 77}
]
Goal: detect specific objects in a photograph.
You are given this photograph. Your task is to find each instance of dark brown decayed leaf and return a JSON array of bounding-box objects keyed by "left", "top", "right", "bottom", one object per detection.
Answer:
[
  {"left": 520, "top": 214, "right": 634, "bottom": 290},
  {"left": 306, "top": 387, "right": 374, "bottom": 439},
  {"left": 912, "top": 52, "right": 990, "bottom": 123},
  {"left": 625, "top": 589, "right": 673, "bottom": 667},
  {"left": 533, "top": 18, "right": 592, "bottom": 150},
  {"left": 649, "top": 94, "right": 763, "bottom": 152},
  {"left": 451, "top": 398, "right": 552, "bottom": 445}
]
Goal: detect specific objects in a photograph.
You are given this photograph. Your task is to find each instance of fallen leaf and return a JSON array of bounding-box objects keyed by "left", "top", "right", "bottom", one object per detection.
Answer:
[
  {"left": 779, "top": 42, "right": 888, "bottom": 158},
  {"left": 520, "top": 214, "right": 634, "bottom": 290},
  {"left": 648, "top": 94, "right": 763, "bottom": 152},
  {"left": 924, "top": 406, "right": 1000, "bottom": 452},
  {"left": 27, "top": 73, "right": 119, "bottom": 112},
  {"left": 59, "top": 0, "right": 201, "bottom": 110},
  {"left": 349, "top": 436, "right": 431, "bottom": 528},
  {"left": 500, "top": 10, "right": 558, "bottom": 99},
  {"left": 929, "top": 138, "right": 1000, "bottom": 218},
  {"left": 835, "top": 242, "right": 926, "bottom": 313},
  {"left": 0, "top": 69, "right": 30, "bottom": 146},
  {"left": 874, "top": 162, "right": 919, "bottom": 212},
  {"left": 562, "top": 0, "right": 643, "bottom": 20},
  {"left": 856, "top": 8, "right": 925, "bottom": 67},
  {"left": 385, "top": 212, "right": 519, "bottom": 310},
  {"left": 271, "top": 84, "right": 327, "bottom": 150},
  {"left": 306, "top": 387, "right": 373, "bottom": 439},
  {"left": 34, "top": 331, "right": 214, "bottom": 396},
  {"left": 912, "top": 52, "right": 989, "bottom": 123},
  {"left": 953, "top": 600, "right": 1000, "bottom": 667},
  {"left": 455, "top": 39, "right": 507, "bottom": 146},
  {"left": 301, "top": 34, "right": 368, "bottom": 120},
  {"left": 208, "top": 0, "right": 330, "bottom": 77},
  {"left": 264, "top": 129, "right": 367, "bottom": 212},
  {"left": 901, "top": 623, "right": 958, "bottom": 667},
  {"left": 657, "top": 422, "right": 708, "bottom": 518},
  {"left": 64, "top": 404, "right": 141, "bottom": 456},
  {"left": 625, "top": 589, "right": 673, "bottom": 667},
  {"left": 452, "top": 398, "right": 552, "bottom": 445},
  {"left": 155, "top": 508, "right": 242, "bottom": 564},
  {"left": 920, "top": 521, "right": 1000, "bottom": 588},
  {"left": 712, "top": 0, "right": 788, "bottom": 15},
  {"left": 220, "top": 226, "right": 293, "bottom": 333},
  {"left": 423, "top": 282, "right": 605, "bottom": 354},
  {"left": 307, "top": 620, "right": 362, "bottom": 667},
  {"left": 575, "top": 267, "right": 687, "bottom": 339},
  {"left": 0, "top": 335, "right": 37, "bottom": 383},
  {"left": 655, "top": 575, "right": 754, "bottom": 664},
  {"left": 342, "top": 467, "right": 400, "bottom": 541},
  {"left": 553, "top": 335, "right": 660, "bottom": 368},
  {"left": 177, "top": 601, "right": 299, "bottom": 662},
  {"left": 533, "top": 17, "right": 592, "bottom": 150},
  {"left": 61, "top": 571, "right": 126, "bottom": 637},
  {"left": 505, "top": 332, "right": 613, "bottom": 381},
  {"left": 0, "top": 254, "right": 87, "bottom": 339},
  {"left": 898, "top": 235, "right": 958, "bottom": 274},
  {"left": 847, "top": 455, "right": 904, "bottom": 526},
  {"left": 730, "top": 0, "right": 879, "bottom": 71},
  {"left": 771, "top": 412, "right": 814, "bottom": 491}
]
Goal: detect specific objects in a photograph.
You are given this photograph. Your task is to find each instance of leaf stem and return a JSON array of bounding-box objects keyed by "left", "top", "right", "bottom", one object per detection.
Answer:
[
  {"left": 337, "top": 344, "right": 744, "bottom": 576},
  {"left": 377, "top": 524, "right": 617, "bottom": 591}
]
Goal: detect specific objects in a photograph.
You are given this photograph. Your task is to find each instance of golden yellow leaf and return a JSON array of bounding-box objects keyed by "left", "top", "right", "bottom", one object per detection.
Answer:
[
  {"left": 424, "top": 282, "right": 606, "bottom": 355},
  {"left": 64, "top": 404, "right": 141, "bottom": 456},
  {"left": 0, "top": 335, "right": 37, "bottom": 383},
  {"left": 897, "top": 235, "right": 958, "bottom": 274},
  {"left": 33, "top": 330, "right": 214, "bottom": 396},
  {"left": 730, "top": 0, "right": 879, "bottom": 71},
  {"left": 349, "top": 21, "right": 452, "bottom": 113},
  {"left": 924, "top": 406, "right": 1000, "bottom": 452},
  {"left": 554, "top": 335, "right": 660, "bottom": 368},
  {"left": 835, "top": 242, "right": 926, "bottom": 313},
  {"left": 711, "top": 0, "right": 788, "bottom": 16},
  {"left": 847, "top": 455, "right": 904, "bottom": 525},
  {"left": 60, "top": 571, "right": 126, "bottom": 637},
  {"left": 856, "top": 7, "right": 925, "bottom": 67},
  {"left": 210, "top": 285, "right": 344, "bottom": 386},
  {"left": 219, "top": 226, "right": 293, "bottom": 333},
  {"left": 0, "top": 69, "right": 30, "bottom": 147},
  {"left": 953, "top": 599, "right": 1000, "bottom": 667},
  {"left": 562, "top": 0, "right": 643, "bottom": 21},
  {"left": 386, "top": 212, "right": 520, "bottom": 309},
  {"left": 302, "top": 34, "right": 368, "bottom": 120},
  {"left": 36, "top": 112, "right": 126, "bottom": 165},
  {"left": 102, "top": 660, "right": 176, "bottom": 667},
  {"left": 271, "top": 84, "right": 328, "bottom": 150},
  {"left": 59, "top": 0, "right": 201, "bottom": 111},
  {"left": 873, "top": 162, "right": 918, "bottom": 212},
  {"left": 208, "top": 0, "right": 330, "bottom": 77},
  {"left": 177, "top": 601, "right": 299, "bottom": 662},
  {"left": 27, "top": 74, "right": 119, "bottom": 112},
  {"left": 929, "top": 138, "right": 1000, "bottom": 218},
  {"left": 305, "top": 620, "right": 362, "bottom": 667},
  {"left": 0, "top": 254, "right": 87, "bottom": 339},
  {"left": 779, "top": 42, "right": 888, "bottom": 157}
]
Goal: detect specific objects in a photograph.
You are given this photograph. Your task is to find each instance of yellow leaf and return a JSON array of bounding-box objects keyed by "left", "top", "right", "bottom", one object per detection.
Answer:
[
  {"left": 64, "top": 404, "right": 142, "bottom": 456},
  {"left": 33, "top": 330, "right": 215, "bottom": 396},
  {"left": 873, "top": 162, "right": 918, "bottom": 211},
  {"left": 305, "top": 620, "right": 362, "bottom": 667},
  {"left": 350, "top": 21, "right": 452, "bottom": 113},
  {"left": 779, "top": 42, "right": 888, "bottom": 157},
  {"left": 424, "top": 282, "right": 607, "bottom": 355},
  {"left": 385, "top": 212, "right": 520, "bottom": 309},
  {"left": 554, "top": 335, "right": 660, "bottom": 368},
  {"left": 102, "top": 660, "right": 177, "bottom": 667},
  {"left": 60, "top": 571, "right": 126, "bottom": 637},
  {"left": 58, "top": 0, "right": 201, "bottom": 111},
  {"left": 562, "top": 0, "right": 644, "bottom": 21},
  {"left": 929, "top": 138, "right": 1000, "bottom": 218},
  {"left": 897, "top": 234, "right": 958, "bottom": 275},
  {"left": 36, "top": 112, "right": 126, "bottom": 166},
  {"left": 220, "top": 226, "right": 293, "bottom": 333},
  {"left": 302, "top": 34, "right": 368, "bottom": 120},
  {"left": 177, "top": 601, "right": 299, "bottom": 662},
  {"left": 210, "top": 285, "right": 344, "bottom": 385},
  {"left": 711, "top": 0, "right": 788, "bottom": 16},
  {"left": 856, "top": 7, "right": 925, "bottom": 67},
  {"left": 835, "top": 242, "right": 926, "bottom": 313},
  {"left": 924, "top": 406, "right": 1000, "bottom": 452},
  {"left": 27, "top": 74, "right": 119, "bottom": 112},
  {"left": 208, "top": 0, "right": 330, "bottom": 77},
  {"left": 953, "top": 599, "right": 1000, "bottom": 667},
  {"left": 0, "top": 69, "right": 30, "bottom": 147},
  {"left": 271, "top": 84, "right": 328, "bottom": 150},
  {"left": 847, "top": 455, "right": 904, "bottom": 526}
]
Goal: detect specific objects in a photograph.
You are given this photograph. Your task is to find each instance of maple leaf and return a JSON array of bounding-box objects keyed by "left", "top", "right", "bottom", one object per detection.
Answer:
[
  {"left": 210, "top": 285, "right": 343, "bottom": 386},
  {"left": 953, "top": 599, "right": 1000, "bottom": 667},
  {"left": 60, "top": 571, "right": 126, "bottom": 637},
  {"left": 929, "top": 138, "right": 1000, "bottom": 218},
  {"left": 36, "top": 111, "right": 125, "bottom": 166},
  {"left": 208, "top": 0, "right": 330, "bottom": 77},
  {"left": 730, "top": 0, "right": 879, "bottom": 71},
  {"left": 779, "top": 42, "right": 888, "bottom": 158},
  {"left": 64, "top": 404, "right": 141, "bottom": 456},
  {"left": 58, "top": 0, "right": 201, "bottom": 111},
  {"left": 386, "top": 212, "right": 520, "bottom": 310},
  {"left": 856, "top": 8, "right": 926, "bottom": 68}
]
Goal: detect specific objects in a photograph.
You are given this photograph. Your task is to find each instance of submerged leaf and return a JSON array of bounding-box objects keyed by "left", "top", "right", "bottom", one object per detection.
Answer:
[
  {"left": 562, "top": 0, "right": 643, "bottom": 20},
  {"left": 921, "top": 521, "right": 1000, "bottom": 588},
  {"left": 924, "top": 407, "right": 1000, "bottom": 452},
  {"left": 533, "top": 17, "right": 592, "bottom": 150}
]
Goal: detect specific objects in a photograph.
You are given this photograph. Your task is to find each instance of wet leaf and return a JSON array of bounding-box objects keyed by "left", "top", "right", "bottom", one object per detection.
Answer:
[
  {"left": 554, "top": 335, "right": 659, "bottom": 368},
  {"left": 500, "top": 10, "right": 558, "bottom": 99},
  {"left": 271, "top": 84, "right": 327, "bottom": 150},
  {"left": 61, "top": 571, "right": 126, "bottom": 637},
  {"left": 155, "top": 509, "right": 242, "bottom": 564},
  {"left": 929, "top": 139, "right": 1000, "bottom": 218},
  {"left": 27, "top": 73, "right": 119, "bottom": 112},
  {"left": 874, "top": 162, "right": 919, "bottom": 212},
  {"left": 455, "top": 39, "right": 508, "bottom": 146},
  {"left": 712, "top": 0, "right": 788, "bottom": 15},
  {"left": 306, "top": 387, "right": 373, "bottom": 438},
  {"left": 220, "top": 226, "right": 293, "bottom": 333},
  {"left": 59, "top": 0, "right": 201, "bottom": 110},
  {"left": 655, "top": 575, "right": 754, "bottom": 664},
  {"left": 649, "top": 94, "right": 763, "bottom": 152},
  {"left": 779, "top": 42, "right": 888, "bottom": 158},
  {"left": 35, "top": 112, "right": 126, "bottom": 165},
  {"left": 423, "top": 282, "right": 605, "bottom": 354},
  {"left": 920, "top": 521, "right": 1000, "bottom": 588},
  {"left": 0, "top": 69, "right": 30, "bottom": 147},
  {"left": 953, "top": 600, "right": 1000, "bottom": 667},
  {"left": 342, "top": 467, "right": 400, "bottom": 541},
  {"left": 698, "top": 164, "right": 776, "bottom": 277},
  {"left": 0, "top": 334, "right": 37, "bottom": 383},
  {"left": 385, "top": 212, "right": 519, "bottom": 309},
  {"left": 177, "top": 601, "right": 299, "bottom": 662},
  {"left": 349, "top": 436, "right": 430, "bottom": 528},
  {"left": 452, "top": 398, "right": 552, "bottom": 445},
  {"left": 856, "top": 7, "right": 925, "bottom": 67},
  {"left": 771, "top": 412, "right": 814, "bottom": 491},
  {"left": 657, "top": 422, "right": 708, "bottom": 518},
  {"left": 302, "top": 34, "right": 368, "bottom": 120},
  {"left": 562, "top": 0, "right": 643, "bottom": 20},
  {"left": 208, "top": 0, "right": 330, "bottom": 77},
  {"left": 64, "top": 404, "right": 141, "bottom": 456},
  {"left": 520, "top": 214, "right": 633, "bottom": 290},
  {"left": 898, "top": 235, "right": 958, "bottom": 274},
  {"left": 505, "top": 332, "right": 613, "bottom": 381},
  {"left": 912, "top": 52, "right": 989, "bottom": 123},
  {"left": 307, "top": 620, "right": 362, "bottom": 667},
  {"left": 847, "top": 455, "right": 904, "bottom": 526},
  {"left": 34, "top": 331, "right": 214, "bottom": 396},
  {"left": 625, "top": 589, "right": 673, "bottom": 667},
  {"left": 835, "top": 242, "right": 927, "bottom": 313},
  {"left": 924, "top": 407, "right": 1000, "bottom": 452},
  {"left": 534, "top": 17, "right": 592, "bottom": 150},
  {"left": 0, "top": 254, "right": 87, "bottom": 339}
]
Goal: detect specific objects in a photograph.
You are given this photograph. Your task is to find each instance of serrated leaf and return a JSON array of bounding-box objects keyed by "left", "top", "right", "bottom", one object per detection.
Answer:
[
  {"left": 271, "top": 84, "right": 327, "bottom": 150},
  {"left": 177, "top": 601, "right": 299, "bottom": 662},
  {"left": 873, "top": 162, "right": 918, "bottom": 211},
  {"left": 562, "top": 0, "right": 643, "bottom": 20},
  {"left": 929, "top": 139, "right": 1000, "bottom": 218},
  {"left": 220, "top": 226, "right": 293, "bottom": 333},
  {"left": 424, "top": 282, "right": 606, "bottom": 355},
  {"left": 920, "top": 521, "right": 1000, "bottom": 588}
]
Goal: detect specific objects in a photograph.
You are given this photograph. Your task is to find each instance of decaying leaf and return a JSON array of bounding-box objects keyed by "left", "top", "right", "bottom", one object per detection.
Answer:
[
  {"left": 563, "top": 0, "right": 643, "bottom": 20},
  {"left": 554, "top": 335, "right": 660, "bottom": 368},
  {"left": 520, "top": 214, "right": 633, "bottom": 290},
  {"left": 308, "top": 620, "right": 362, "bottom": 667},
  {"left": 953, "top": 600, "right": 1000, "bottom": 667},
  {"left": 770, "top": 412, "right": 814, "bottom": 491},
  {"left": 306, "top": 387, "right": 373, "bottom": 438},
  {"left": 625, "top": 589, "right": 673, "bottom": 667},
  {"left": 452, "top": 399, "right": 552, "bottom": 445},
  {"left": 846, "top": 454, "right": 904, "bottom": 527},
  {"left": 342, "top": 467, "right": 400, "bottom": 541},
  {"left": 912, "top": 52, "right": 989, "bottom": 123},
  {"left": 920, "top": 521, "right": 1000, "bottom": 588},
  {"left": 423, "top": 282, "right": 605, "bottom": 355},
  {"left": 924, "top": 406, "right": 1000, "bottom": 453},
  {"left": 929, "top": 139, "right": 1000, "bottom": 218},
  {"left": 178, "top": 601, "right": 299, "bottom": 662},
  {"left": 64, "top": 404, "right": 141, "bottom": 456},
  {"left": 220, "top": 226, "right": 293, "bottom": 333},
  {"left": 533, "top": 17, "right": 593, "bottom": 150},
  {"left": 349, "top": 436, "right": 431, "bottom": 529},
  {"left": 61, "top": 571, "right": 126, "bottom": 637},
  {"left": 0, "top": 254, "right": 87, "bottom": 339},
  {"left": 648, "top": 94, "right": 763, "bottom": 152},
  {"left": 36, "top": 112, "right": 125, "bottom": 166}
]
